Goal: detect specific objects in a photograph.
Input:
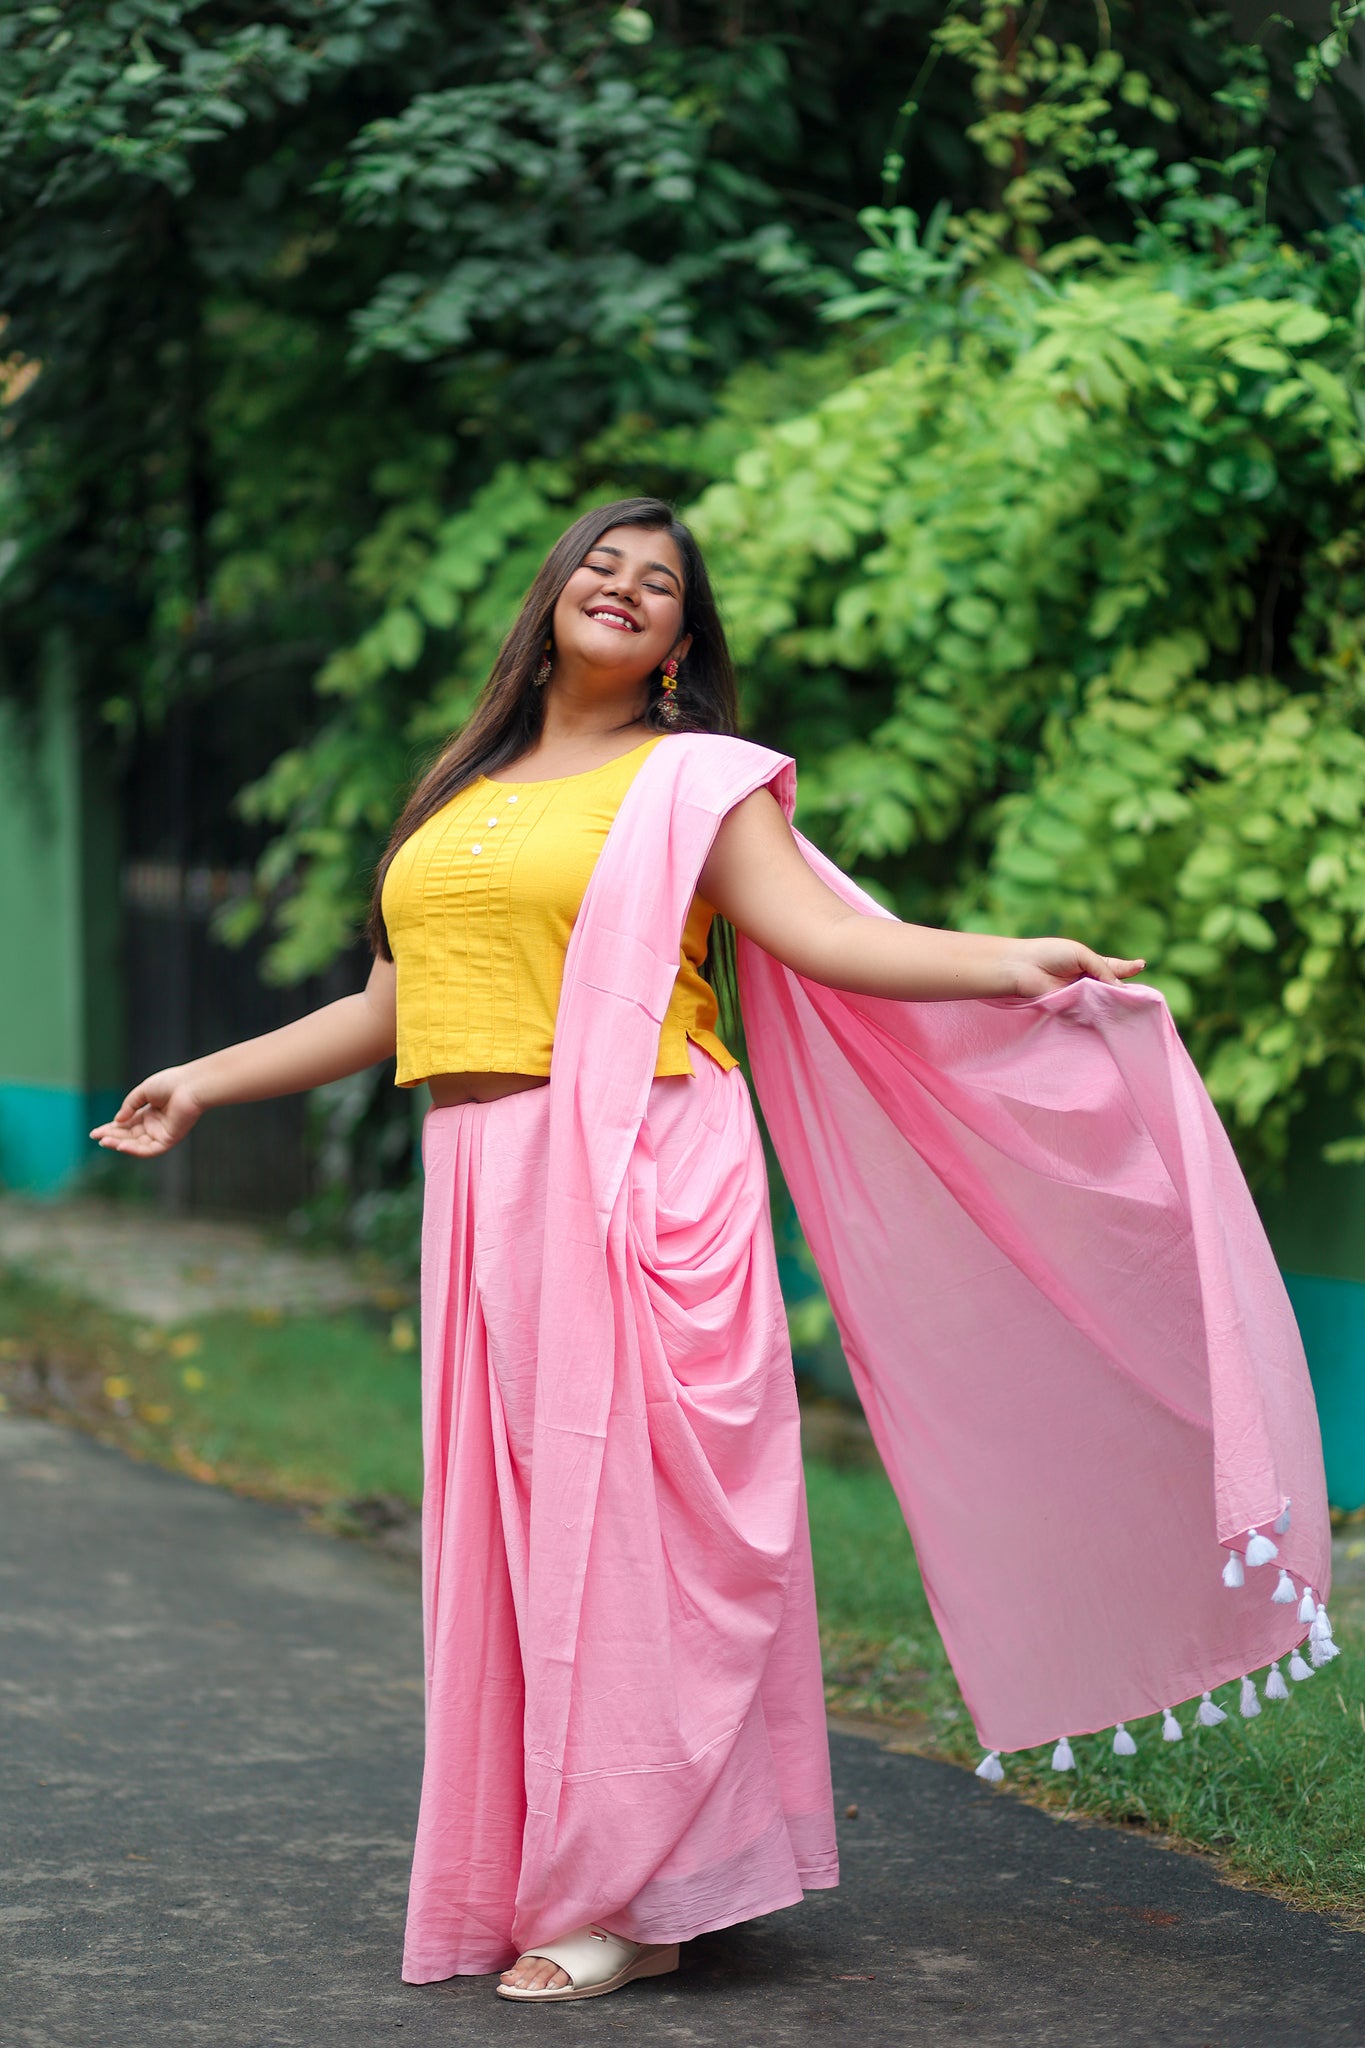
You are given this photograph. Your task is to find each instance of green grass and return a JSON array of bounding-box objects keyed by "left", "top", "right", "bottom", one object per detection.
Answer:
[
  {"left": 3, "top": 1266, "right": 1362, "bottom": 1919},
  {"left": 0, "top": 1267, "right": 421, "bottom": 1506},
  {"left": 805, "top": 1455, "right": 964, "bottom": 1734}
]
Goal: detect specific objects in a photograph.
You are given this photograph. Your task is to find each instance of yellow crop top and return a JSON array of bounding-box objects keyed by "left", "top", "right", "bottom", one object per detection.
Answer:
[{"left": 381, "top": 737, "right": 737, "bottom": 1086}]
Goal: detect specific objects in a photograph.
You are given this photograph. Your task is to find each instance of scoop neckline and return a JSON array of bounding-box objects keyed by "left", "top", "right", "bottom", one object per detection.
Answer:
[{"left": 480, "top": 735, "right": 663, "bottom": 788}]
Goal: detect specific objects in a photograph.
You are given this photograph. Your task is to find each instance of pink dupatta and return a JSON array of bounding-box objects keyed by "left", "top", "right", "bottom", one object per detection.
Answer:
[{"left": 521, "top": 728, "right": 1329, "bottom": 1901}]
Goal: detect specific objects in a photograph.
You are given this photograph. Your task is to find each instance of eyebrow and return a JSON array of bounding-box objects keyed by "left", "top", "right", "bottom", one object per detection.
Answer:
[{"left": 587, "top": 543, "right": 682, "bottom": 591}]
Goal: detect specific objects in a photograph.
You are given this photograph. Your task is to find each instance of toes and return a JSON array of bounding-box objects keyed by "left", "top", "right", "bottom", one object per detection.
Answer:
[{"left": 500, "top": 1956, "right": 571, "bottom": 1992}]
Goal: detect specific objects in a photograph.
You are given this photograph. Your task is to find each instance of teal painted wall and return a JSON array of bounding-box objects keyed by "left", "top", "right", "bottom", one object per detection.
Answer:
[
  {"left": 1256, "top": 1095, "right": 1365, "bottom": 1290},
  {"left": 0, "top": 641, "right": 123, "bottom": 1193},
  {"left": 1257, "top": 1087, "right": 1365, "bottom": 1510},
  {"left": 1280, "top": 1271, "right": 1365, "bottom": 1512}
]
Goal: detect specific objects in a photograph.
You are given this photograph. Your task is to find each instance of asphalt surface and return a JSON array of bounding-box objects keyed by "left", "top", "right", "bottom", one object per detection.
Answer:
[{"left": 3, "top": 1412, "right": 1363, "bottom": 2048}]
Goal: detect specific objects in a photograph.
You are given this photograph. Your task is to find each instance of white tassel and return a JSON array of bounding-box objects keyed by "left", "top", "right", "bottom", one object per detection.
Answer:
[
  {"left": 1222, "top": 1550, "right": 1245, "bottom": 1589},
  {"left": 1272, "top": 1568, "right": 1297, "bottom": 1605},
  {"left": 1264, "top": 1660, "right": 1289, "bottom": 1701},
  {"left": 1298, "top": 1585, "right": 1317, "bottom": 1624},
  {"left": 1051, "top": 1736, "right": 1075, "bottom": 1771},
  {"left": 1112, "top": 1722, "right": 1137, "bottom": 1756},
  {"left": 1161, "top": 1706, "right": 1183, "bottom": 1742},
  {"left": 1274, "top": 1501, "right": 1292, "bottom": 1534},
  {"left": 1310, "top": 1604, "right": 1340, "bottom": 1664},
  {"left": 1244, "top": 1527, "right": 1278, "bottom": 1567},
  {"left": 1196, "top": 1690, "right": 1227, "bottom": 1726},
  {"left": 975, "top": 1750, "right": 1004, "bottom": 1783},
  {"left": 1239, "top": 1675, "right": 1261, "bottom": 1718},
  {"left": 1289, "top": 1646, "right": 1314, "bottom": 1683}
]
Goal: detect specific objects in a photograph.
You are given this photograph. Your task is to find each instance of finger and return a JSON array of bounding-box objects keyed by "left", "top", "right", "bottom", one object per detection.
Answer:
[
  {"left": 1080, "top": 950, "right": 1146, "bottom": 985},
  {"left": 112, "top": 1084, "right": 152, "bottom": 1127},
  {"left": 102, "top": 1128, "right": 161, "bottom": 1158},
  {"left": 91, "top": 1109, "right": 143, "bottom": 1140}
]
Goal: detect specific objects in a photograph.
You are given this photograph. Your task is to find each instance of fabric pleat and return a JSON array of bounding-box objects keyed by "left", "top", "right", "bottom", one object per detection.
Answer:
[{"left": 402, "top": 1051, "right": 837, "bottom": 1982}]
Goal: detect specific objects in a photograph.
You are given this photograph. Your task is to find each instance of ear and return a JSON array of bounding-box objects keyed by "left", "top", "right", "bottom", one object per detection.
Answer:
[{"left": 671, "top": 633, "right": 693, "bottom": 664}]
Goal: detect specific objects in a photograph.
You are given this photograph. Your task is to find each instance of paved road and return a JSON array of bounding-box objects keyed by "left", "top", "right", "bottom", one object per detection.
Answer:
[
  {"left": 2, "top": 1414, "right": 1363, "bottom": 2048},
  {"left": 0, "top": 1194, "right": 393, "bottom": 1326}
]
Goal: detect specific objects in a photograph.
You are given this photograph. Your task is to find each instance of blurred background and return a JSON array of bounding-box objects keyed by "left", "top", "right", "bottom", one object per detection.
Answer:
[
  {"left": 5, "top": 0, "right": 1365, "bottom": 1501},
  {"left": 10, "top": 1, "right": 1365, "bottom": 1909}
]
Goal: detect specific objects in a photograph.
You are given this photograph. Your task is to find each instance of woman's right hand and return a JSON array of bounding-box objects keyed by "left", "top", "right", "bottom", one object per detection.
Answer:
[
  {"left": 90, "top": 1068, "right": 205, "bottom": 1159},
  {"left": 87, "top": 968, "right": 398, "bottom": 1160}
]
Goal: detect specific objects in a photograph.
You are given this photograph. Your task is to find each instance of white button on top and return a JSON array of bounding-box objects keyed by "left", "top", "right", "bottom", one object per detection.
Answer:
[{"left": 506, "top": 794, "right": 518, "bottom": 803}]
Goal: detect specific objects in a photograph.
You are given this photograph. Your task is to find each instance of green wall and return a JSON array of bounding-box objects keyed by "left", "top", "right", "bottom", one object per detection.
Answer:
[{"left": 0, "top": 640, "right": 122, "bottom": 1191}]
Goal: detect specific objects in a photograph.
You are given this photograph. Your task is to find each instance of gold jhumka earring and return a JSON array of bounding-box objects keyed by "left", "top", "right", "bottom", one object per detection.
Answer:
[
  {"left": 657, "top": 655, "right": 681, "bottom": 726},
  {"left": 534, "top": 636, "right": 553, "bottom": 687}
]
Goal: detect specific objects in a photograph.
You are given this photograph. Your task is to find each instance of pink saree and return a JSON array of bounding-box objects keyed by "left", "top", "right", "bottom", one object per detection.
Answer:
[{"left": 404, "top": 732, "right": 1330, "bottom": 1979}]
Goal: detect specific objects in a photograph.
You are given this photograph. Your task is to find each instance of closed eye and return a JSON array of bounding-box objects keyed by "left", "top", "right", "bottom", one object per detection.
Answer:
[{"left": 583, "top": 552, "right": 681, "bottom": 598}]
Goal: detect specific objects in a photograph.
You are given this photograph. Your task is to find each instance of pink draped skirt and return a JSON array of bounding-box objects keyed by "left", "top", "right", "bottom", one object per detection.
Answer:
[{"left": 402, "top": 1049, "right": 838, "bottom": 1981}]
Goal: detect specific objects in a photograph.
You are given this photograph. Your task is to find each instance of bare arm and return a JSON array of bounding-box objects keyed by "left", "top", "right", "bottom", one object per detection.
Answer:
[
  {"left": 699, "top": 790, "right": 1143, "bottom": 1000},
  {"left": 90, "top": 954, "right": 398, "bottom": 1160}
]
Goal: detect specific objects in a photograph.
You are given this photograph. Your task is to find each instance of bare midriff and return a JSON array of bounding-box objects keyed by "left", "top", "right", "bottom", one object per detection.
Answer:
[{"left": 426, "top": 1071, "right": 550, "bottom": 1107}]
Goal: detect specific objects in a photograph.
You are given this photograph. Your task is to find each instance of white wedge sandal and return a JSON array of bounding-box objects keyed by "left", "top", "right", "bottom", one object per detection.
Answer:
[{"left": 495, "top": 1924, "right": 680, "bottom": 2003}]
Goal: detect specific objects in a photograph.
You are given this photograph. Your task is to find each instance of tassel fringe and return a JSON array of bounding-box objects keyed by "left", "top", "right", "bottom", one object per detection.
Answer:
[
  {"left": 977, "top": 1525, "right": 1338, "bottom": 1779},
  {"left": 1310, "top": 1603, "right": 1340, "bottom": 1665}
]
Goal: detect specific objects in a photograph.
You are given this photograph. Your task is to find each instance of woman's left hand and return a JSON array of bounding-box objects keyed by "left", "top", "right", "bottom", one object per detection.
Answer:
[{"left": 1007, "top": 938, "right": 1146, "bottom": 998}]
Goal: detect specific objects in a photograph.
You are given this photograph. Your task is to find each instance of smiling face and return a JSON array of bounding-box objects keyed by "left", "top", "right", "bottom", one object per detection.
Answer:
[{"left": 549, "top": 524, "right": 690, "bottom": 689}]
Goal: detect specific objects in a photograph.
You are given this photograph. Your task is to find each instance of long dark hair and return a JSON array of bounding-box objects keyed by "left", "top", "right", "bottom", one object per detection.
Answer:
[{"left": 367, "top": 497, "right": 740, "bottom": 958}]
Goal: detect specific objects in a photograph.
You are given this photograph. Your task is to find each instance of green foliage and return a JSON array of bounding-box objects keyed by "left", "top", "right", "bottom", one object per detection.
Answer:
[
  {"left": 0, "top": 1, "right": 922, "bottom": 728},
  {"left": 8, "top": 0, "right": 1365, "bottom": 1178},
  {"left": 329, "top": 60, "right": 805, "bottom": 436},
  {"left": 929, "top": 0, "right": 1177, "bottom": 263},
  {"left": 688, "top": 265, "right": 1365, "bottom": 1169},
  {"left": 197, "top": 1, "right": 1365, "bottom": 1174}
]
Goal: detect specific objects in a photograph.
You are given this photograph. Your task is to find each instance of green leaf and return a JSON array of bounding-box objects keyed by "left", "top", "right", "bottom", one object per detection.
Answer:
[{"left": 382, "top": 608, "right": 423, "bottom": 670}]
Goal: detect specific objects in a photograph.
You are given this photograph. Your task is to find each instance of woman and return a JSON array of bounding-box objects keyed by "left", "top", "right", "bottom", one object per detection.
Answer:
[{"left": 92, "top": 497, "right": 1328, "bottom": 2003}]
